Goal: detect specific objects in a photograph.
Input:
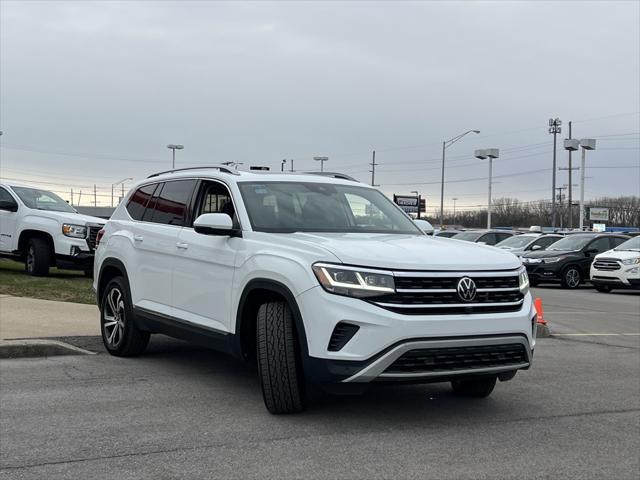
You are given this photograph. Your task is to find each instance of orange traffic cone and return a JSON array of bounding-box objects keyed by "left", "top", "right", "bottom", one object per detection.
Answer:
[{"left": 534, "top": 297, "right": 547, "bottom": 326}]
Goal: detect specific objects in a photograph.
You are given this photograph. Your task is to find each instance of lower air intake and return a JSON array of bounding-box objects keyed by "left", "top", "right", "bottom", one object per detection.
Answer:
[{"left": 328, "top": 322, "right": 360, "bottom": 352}]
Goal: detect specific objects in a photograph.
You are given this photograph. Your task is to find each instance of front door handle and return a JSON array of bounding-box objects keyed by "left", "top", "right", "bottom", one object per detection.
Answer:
[
  {"left": 176, "top": 242, "right": 189, "bottom": 250},
  {"left": 134, "top": 235, "right": 144, "bottom": 242}
]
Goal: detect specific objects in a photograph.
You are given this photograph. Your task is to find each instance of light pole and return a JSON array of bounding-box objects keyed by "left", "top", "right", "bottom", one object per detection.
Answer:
[
  {"left": 475, "top": 149, "right": 499, "bottom": 229},
  {"left": 111, "top": 177, "right": 133, "bottom": 207},
  {"left": 452, "top": 197, "right": 458, "bottom": 225},
  {"left": 548, "top": 118, "right": 562, "bottom": 227},
  {"left": 578, "top": 139, "right": 596, "bottom": 229},
  {"left": 167, "top": 144, "right": 184, "bottom": 169},
  {"left": 563, "top": 137, "right": 580, "bottom": 229},
  {"left": 410, "top": 190, "right": 421, "bottom": 219},
  {"left": 440, "top": 130, "right": 480, "bottom": 226},
  {"left": 313, "top": 156, "right": 328, "bottom": 172},
  {"left": 281, "top": 159, "right": 287, "bottom": 172}
]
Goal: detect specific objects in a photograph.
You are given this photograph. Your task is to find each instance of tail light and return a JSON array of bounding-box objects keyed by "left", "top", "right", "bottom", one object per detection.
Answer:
[{"left": 95, "top": 228, "right": 105, "bottom": 247}]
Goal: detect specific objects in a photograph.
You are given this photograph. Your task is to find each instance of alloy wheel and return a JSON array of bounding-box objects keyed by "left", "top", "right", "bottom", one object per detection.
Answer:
[
  {"left": 565, "top": 268, "right": 580, "bottom": 288},
  {"left": 26, "top": 246, "right": 34, "bottom": 273},
  {"left": 103, "top": 287, "right": 126, "bottom": 348}
]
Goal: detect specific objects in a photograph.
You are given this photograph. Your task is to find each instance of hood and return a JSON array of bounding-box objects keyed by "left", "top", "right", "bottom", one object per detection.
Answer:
[
  {"left": 25, "top": 209, "right": 106, "bottom": 225},
  {"left": 522, "top": 249, "right": 578, "bottom": 259},
  {"left": 595, "top": 249, "right": 640, "bottom": 260},
  {"left": 278, "top": 232, "right": 521, "bottom": 270}
]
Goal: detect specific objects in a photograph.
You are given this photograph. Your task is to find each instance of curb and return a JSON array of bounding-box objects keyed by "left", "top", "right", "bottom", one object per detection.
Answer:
[{"left": 0, "top": 339, "right": 96, "bottom": 359}]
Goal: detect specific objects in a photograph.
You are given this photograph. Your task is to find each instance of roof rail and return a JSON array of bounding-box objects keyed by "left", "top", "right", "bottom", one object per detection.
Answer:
[
  {"left": 147, "top": 165, "right": 240, "bottom": 178},
  {"left": 304, "top": 171, "right": 359, "bottom": 182}
]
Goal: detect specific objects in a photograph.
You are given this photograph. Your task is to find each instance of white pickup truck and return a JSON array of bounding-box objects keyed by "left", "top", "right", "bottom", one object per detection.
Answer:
[{"left": 0, "top": 182, "right": 105, "bottom": 276}]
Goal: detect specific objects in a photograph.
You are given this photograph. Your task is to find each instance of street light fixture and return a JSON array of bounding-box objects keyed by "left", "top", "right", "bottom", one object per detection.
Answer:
[
  {"left": 313, "top": 156, "right": 329, "bottom": 172},
  {"left": 440, "top": 130, "right": 480, "bottom": 226},
  {"left": 281, "top": 159, "right": 287, "bottom": 172},
  {"left": 166, "top": 144, "right": 184, "bottom": 169},
  {"left": 578, "top": 139, "right": 596, "bottom": 229},
  {"left": 475, "top": 148, "right": 499, "bottom": 229},
  {"left": 111, "top": 177, "right": 133, "bottom": 208}
]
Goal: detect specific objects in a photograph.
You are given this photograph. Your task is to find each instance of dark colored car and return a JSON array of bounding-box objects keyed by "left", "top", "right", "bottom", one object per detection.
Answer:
[
  {"left": 521, "top": 233, "right": 630, "bottom": 288},
  {"left": 452, "top": 229, "right": 515, "bottom": 246},
  {"left": 436, "top": 229, "right": 462, "bottom": 238}
]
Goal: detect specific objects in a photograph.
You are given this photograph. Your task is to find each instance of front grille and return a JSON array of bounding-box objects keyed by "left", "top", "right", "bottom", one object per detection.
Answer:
[
  {"left": 593, "top": 258, "right": 621, "bottom": 271},
  {"left": 383, "top": 343, "right": 528, "bottom": 374},
  {"left": 372, "top": 271, "right": 523, "bottom": 315},
  {"left": 86, "top": 226, "right": 101, "bottom": 251}
]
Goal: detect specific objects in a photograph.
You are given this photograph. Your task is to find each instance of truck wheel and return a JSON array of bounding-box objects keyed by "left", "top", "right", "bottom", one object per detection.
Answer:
[
  {"left": 256, "top": 301, "right": 306, "bottom": 414},
  {"left": 594, "top": 285, "right": 612, "bottom": 293},
  {"left": 25, "top": 238, "right": 50, "bottom": 277},
  {"left": 451, "top": 377, "right": 497, "bottom": 398},
  {"left": 100, "top": 277, "right": 149, "bottom": 357},
  {"left": 561, "top": 266, "right": 582, "bottom": 289}
]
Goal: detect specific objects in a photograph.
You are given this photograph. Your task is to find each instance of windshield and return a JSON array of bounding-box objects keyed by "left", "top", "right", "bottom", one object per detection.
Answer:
[
  {"left": 452, "top": 231, "right": 482, "bottom": 242},
  {"left": 547, "top": 235, "right": 593, "bottom": 251},
  {"left": 615, "top": 236, "right": 640, "bottom": 251},
  {"left": 11, "top": 186, "right": 77, "bottom": 213},
  {"left": 238, "top": 182, "right": 422, "bottom": 234},
  {"left": 496, "top": 234, "right": 538, "bottom": 248}
]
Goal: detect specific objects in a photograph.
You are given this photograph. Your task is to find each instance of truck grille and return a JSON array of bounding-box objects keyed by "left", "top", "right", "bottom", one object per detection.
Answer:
[
  {"left": 86, "top": 226, "right": 102, "bottom": 251},
  {"left": 593, "top": 258, "right": 621, "bottom": 271},
  {"left": 383, "top": 343, "right": 528, "bottom": 374},
  {"left": 371, "top": 271, "right": 524, "bottom": 315}
]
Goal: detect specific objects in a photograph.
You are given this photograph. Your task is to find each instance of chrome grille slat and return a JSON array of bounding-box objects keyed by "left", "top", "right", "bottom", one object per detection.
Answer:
[{"left": 593, "top": 258, "right": 621, "bottom": 271}]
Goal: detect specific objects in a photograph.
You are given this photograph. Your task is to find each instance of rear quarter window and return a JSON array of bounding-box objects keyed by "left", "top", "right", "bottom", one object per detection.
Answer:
[{"left": 126, "top": 184, "right": 157, "bottom": 221}]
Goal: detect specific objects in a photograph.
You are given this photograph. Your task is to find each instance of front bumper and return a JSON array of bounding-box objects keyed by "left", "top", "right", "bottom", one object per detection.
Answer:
[
  {"left": 523, "top": 263, "right": 562, "bottom": 282},
  {"left": 590, "top": 267, "right": 640, "bottom": 289},
  {"left": 296, "top": 286, "right": 536, "bottom": 383}
]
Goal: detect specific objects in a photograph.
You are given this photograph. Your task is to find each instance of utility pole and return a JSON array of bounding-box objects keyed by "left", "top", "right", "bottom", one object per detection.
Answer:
[
  {"left": 548, "top": 118, "right": 562, "bottom": 228},
  {"left": 70, "top": 189, "right": 74, "bottom": 206},
  {"left": 290, "top": 159, "right": 294, "bottom": 172},
  {"left": 94, "top": 184, "right": 97, "bottom": 211},
  {"left": 369, "top": 150, "right": 377, "bottom": 186},
  {"left": 77, "top": 191, "right": 82, "bottom": 207},
  {"left": 556, "top": 186, "right": 567, "bottom": 229},
  {"left": 452, "top": 197, "right": 458, "bottom": 225},
  {"left": 568, "top": 121, "right": 573, "bottom": 228}
]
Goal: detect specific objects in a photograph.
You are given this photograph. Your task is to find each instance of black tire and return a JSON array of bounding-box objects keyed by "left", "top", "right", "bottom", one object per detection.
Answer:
[
  {"left": 594, "top": 284, "right": 612, "bottom": 293},
  {"left": 100, "top": 277, "right": 149, "bottom": 357},
  {"left": 560, "top": 266, "right": 582, "bottom": 289},
  {"left": 256, "top": 301, "right": 305, "bottom": 414},
  {"left": 451, "top": 376, "right": 497, "bottom": 398},
  {"left": 25, "top": 237, "right": 50, "bottom": 277}
]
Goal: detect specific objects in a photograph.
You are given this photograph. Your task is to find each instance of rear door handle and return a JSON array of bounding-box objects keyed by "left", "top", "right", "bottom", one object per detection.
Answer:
[
  {"left": 176, "top": 242, "right": 189, "bottom": 250},
  {"left": 134, "top": 235, "right": 144, "bottom": 242}
]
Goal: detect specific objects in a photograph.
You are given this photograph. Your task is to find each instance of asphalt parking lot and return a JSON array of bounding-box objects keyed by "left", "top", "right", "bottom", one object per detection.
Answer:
[{"left": 1, "top": 288, "right": 639, "bottom": 480}]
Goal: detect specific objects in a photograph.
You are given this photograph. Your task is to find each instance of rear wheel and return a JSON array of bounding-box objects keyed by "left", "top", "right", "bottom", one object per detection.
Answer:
[
  {"left": 100, "top": 277, "right": 149, "bottom": 356},
  {"left": 561, "top": 266, "right": 582, "bottom": 289},
  {"left": 594, "top": 284, "right": 612, "bottom": 293},
  {"left": 25, "top": 237, "right": 50, "bottom": 277},
  {"left": 256, "top": 301, "right": 306, "bottom": 414},
  {"left": 451, "top": 377, "right": 497, "bottom": 398}
]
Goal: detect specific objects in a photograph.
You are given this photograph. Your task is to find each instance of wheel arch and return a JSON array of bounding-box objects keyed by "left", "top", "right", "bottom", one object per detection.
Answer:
[
  {"left": 17, "top": 230, "right": 55, "bottom": 264},
  {"left": 235, "top": 279, "right": 309, "bottom": 363}
]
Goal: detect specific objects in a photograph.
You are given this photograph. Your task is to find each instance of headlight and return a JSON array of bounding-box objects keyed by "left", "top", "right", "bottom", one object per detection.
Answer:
[
  {"left": 312, "top": 263, "right": 395, "bottom": 298},
  {"left": 62, "top": 224, "right": 87, "bottom": 238},
  {"left": 627, "top": 267, "right": 639, "bottom": 274},
  {"left": 543, "top": 256, "right": 564, "bottom": 263},
  {"left": 518, "top": 268, "right": 530, "bottom": 294},
  {"left": 621, "top": 257, "right": 640, "bottom": 265}
]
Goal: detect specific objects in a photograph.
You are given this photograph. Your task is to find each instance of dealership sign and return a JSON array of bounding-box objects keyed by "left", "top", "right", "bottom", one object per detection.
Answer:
[
  {"left": 393, "top": 195, "right": 421, "bottom": 213},
  {"left": 589, "top": 207, "right": 609, "bottom": 221}
]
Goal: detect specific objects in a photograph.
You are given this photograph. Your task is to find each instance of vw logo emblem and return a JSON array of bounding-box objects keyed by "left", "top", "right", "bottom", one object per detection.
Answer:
[{"left": 457, "top": 277, "right": 477, "bottom": 302}]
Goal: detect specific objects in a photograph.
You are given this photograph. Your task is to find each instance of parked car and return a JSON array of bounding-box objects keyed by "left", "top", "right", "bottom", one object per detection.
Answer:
[
  {"left": 0, "top": 182, "right": 105, "bottom": 276},
  {"left": 414, "top": 219, "right": 435, "bottom": 235},
  {"left": 495, "top": 233, "right": 563, "bottom": 257},
  {"left": 436, "top": 229, "right": 462, "bottom": 238},
  {"left": 94, "top": 167, "right": 535, "bottom": 414},
  {"left": 521, "top": 233, "right": 629, "bottom": 288},
  {"left": 590, "top": 236, "right": 640, "bottom": 292},
  {"left": 452, "top": 229, "right": 515, "bottom": 245}
]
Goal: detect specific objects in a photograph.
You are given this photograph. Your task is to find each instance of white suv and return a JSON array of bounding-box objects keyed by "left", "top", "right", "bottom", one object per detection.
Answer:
[
  {"left": 590, "top": 236, "right": 640, "bottom": 292},
  {"left": 93, "top": 167, "right": 535, "bottom": 414},
  {"left": 0, "top": 182, "right": 105, "bottom": 276}
]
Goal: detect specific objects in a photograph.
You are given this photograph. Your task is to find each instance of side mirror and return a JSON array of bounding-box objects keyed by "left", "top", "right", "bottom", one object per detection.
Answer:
[
  {"left": 414, "top": 219, "right": 434, "bottom": 235},
  {"left": 0, "top": 200, "right": 18, "bottom": 212},
  {"left": 193, "top": 213, "right": 241, "bottom": 237},
  {"left": 531, "top": 245, "right": 543, "bottom": 251}
]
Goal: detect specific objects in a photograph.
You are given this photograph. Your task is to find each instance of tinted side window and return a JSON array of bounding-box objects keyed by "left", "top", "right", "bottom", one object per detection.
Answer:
[
  {"left": 587, "top": 238, "right": 610, "bottom": 253},
  {"left": 142, "top": 183, "right": 163, "bottom": 222},
  {"left": 534, "top": 236, "right": 559, "bottom": 249},
  {"left": 126, "top": 184, "right": 157, "bottom": 221},
  {"left": 610, "top": 237, "right": 627, "bottom": 248},
  {"left": 149, "top": 180, "right": 197, "bottom": 226},
  {"left": 480, "top": 233, "right": 497, "bottom": 245},
  {"left": 497, "top": 233, "right": 512, "bottom": 243},
  {"left": 0, "top": 187, "right": 17, "bottom": 205}
]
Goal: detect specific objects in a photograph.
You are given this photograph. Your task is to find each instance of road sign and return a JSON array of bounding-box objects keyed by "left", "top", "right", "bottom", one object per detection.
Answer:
[{"left": 393, "top": 195, "right": 419, "bottom": 214}]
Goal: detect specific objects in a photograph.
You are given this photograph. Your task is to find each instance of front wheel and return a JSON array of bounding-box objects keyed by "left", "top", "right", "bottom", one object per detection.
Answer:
[
  {"left": 561, "top": 266, "right": 582, "bottom": 289},
  {"left": 25, "top": 238, "right": 50, "bottom": 277},
  {"left": 451, "top": 377, "right": 497, "bottom": 398},
  {"left": 100, "top": 277, "right": 149, "bottom": 357},
  {"left": 256, "top": 301, "right": 306, "bottom": 414},
  {"left": 594, "top": 284, "right": 612, "bottom": 293}
]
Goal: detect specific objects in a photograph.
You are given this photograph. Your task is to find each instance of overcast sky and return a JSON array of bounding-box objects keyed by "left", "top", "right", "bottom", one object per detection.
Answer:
[{"left": 1, "top": 0, "right": 638, "bottom": 210}]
